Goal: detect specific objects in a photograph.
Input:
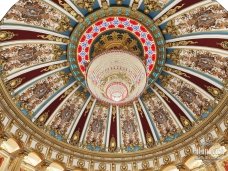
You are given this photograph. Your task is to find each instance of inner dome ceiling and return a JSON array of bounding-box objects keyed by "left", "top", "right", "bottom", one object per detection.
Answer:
[{"left": 0, "top": 0, "right": 227, "bottom": 158}]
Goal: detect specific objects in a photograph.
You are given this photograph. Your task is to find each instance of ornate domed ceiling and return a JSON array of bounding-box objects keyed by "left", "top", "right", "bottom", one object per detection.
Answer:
[{"left": 0, "top": 0, "right": 227, "bottom": 164}]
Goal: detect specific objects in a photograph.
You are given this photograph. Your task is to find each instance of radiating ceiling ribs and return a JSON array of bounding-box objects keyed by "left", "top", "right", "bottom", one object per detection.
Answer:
[
  {"left": 153, "top": 0, "right": 182, "bottom": 21},
  {"left": 32, "top": 81, "right": 77, "bottom": 122},
  {"left": 138, "top": 98, "right": 160, "bottom": 142},
  {"left": 13, "top": 66, "right": 69, "bottom": 95},
  {"left": 151, "top": 87, "right": 184, "bottom": 131},
  {"left": 6, "top": 60, "right": 67, "bottom": 82},
  {"left": 79, "top": 99, "right": 97, "bottom": 144},
  {"left": 165, "top": 64, "right": 223, "bottom": 89},
  {"left": 43, "top": 85, "right": 81, "bottom": 126},
  {"left": 154, "top": 83, "right": 196, "bottom": 122},
  {"left": 164, "top": 70, "right": 214, "bottom": 101},
  {"left": 133, "top": 101, "right": 147, "bottom": 148},
  {"left": 105, "top": 105, "right": 112, "bottom": 152},
  {"left": 67, "top": 96, "right": 92, "bottom": 142},
  {"left": 42, "top": 0, "right": 78, "bottom": 22},
  {"left": 0, "top": 24, "right": 70, "bottom": 39},
  {"left": 160, "top": 0, "right": 213, "bottom": 25}
]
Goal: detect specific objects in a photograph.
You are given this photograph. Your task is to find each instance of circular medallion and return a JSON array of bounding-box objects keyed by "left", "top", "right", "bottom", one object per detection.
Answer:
[{"left": 68, "top": 7, "right": 166, "bottom": 87}]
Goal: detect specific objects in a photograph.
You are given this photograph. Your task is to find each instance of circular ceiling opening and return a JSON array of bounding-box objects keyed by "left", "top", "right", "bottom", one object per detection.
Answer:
[{"left": 86, "top": 50, "right": 147, "bottom": 105}]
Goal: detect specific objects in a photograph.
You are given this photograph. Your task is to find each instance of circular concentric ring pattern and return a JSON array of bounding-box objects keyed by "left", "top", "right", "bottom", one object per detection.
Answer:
[
  {"left": 0, "top": 0, "right": 227, "bottom": 158},
  {"left": 68, "top": 7, "right": 166, "bottom": 86},
  {"left": 76, "top": 16, "right": 157, "bottom": 76}
]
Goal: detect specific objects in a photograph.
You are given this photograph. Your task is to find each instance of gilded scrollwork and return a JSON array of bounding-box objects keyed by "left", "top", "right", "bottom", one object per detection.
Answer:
[
  {"left": 109, "top": 136, "right": 117, "bottom": 152},
  {"left": 56, "top": 153, "right": 64, "bottom": 161},
  {"left": 77, "top": 159, "right": 85, "bottom": 168},
  {"left": 168, "top": 69, "right": 190, "bottom": 79},
  {"left": 120, "top": 106, "right": 143, "bottom": 152},
  {"left": 72, "top": 0, "right": 95, "bottom": 12},
  {"left": 37, "top": 35, "right": 70, "bottom": 44},
  {"left": 146, "top": 131, "right": 154, "bottom": 148},
  {"left": 168, "top": 49, "right": 228, "bottom": 82},
  {"left": 35, "top": 143, "right": 44, "bottom": 153},
  {"left": 184, "top": 146, "right": 192, "bottom": 156},
  {"left": 144, "top": 0, "right": 170, "bottom": 14},
  {"left": 101, "top": 0, "right": 109, "bottom": 9},
  {"left": 93, "top": 31, "right": 142, "bottom": 57},
  {"left": 6, "top": 78, "right": 24, "bottom": 91},
  {"left": 155, "top": 4, "right": 185, "bottom": 25},
  {"left": 4, "top": 0, "right": 72, "bottom": 32},
  {"left": 0, "top": 0, "right": 227, "bottom": 170},
  {"left": 120, "top": 163, "right": 128, "bottom": 171},
  {"left": 180, "top": 115, "right": 191, "bottom": 131},
  {"left": 207, "top": 86, "right": 222, "bottom": 98},
  {"left": 41, "top": 62, "right": 68, "bottom": 72},
  {"left": 84, "top": 104, "right": 108, "bottom": 151},
  {"left": 0, "top": 44, "right": 64, "bottom": 76},
  {"left": 131, "top": 0, "right": 139, "bottom": 11},
  {"left": 16, "top": 72, "right": 68, "bottom": 116},
  {"left": 15, "top": 129, "right": 24, "bottom": 139},
  {"left": 218, "top": 41, "right": 228, "bottom": 49},
  {"left": 49, "top": 92, "right": 85, "bottom": 136},
  {"left": 163, "top": 155, "right": 171, "bottom": 164},
  {"left": 142, "top": 160, "right": 150, "bottom": 169},
  {"left": 35, "top": 112, "right": 49, "bottom": 127},
  {"left": 143, "top": 92, "right": 181, "bottom": 142},
  {"left": 164, "top": 76, "right": 213, "bottom": 119},
  {"left": 0, "top": 95, "right": 227, "bottom": 169},
  {"left": 163, "top": 3, "right": 228, "bottom": 36},
  {"left": 98, "top": 162, "right": 106, "bottom": 171},
  {"left": 58, "top": 0, "right": 84, "bottom": 22},
  {"left": 0, "top": 31, "right": 17, "bottom": 41},
  {"left": 165, "top": 41, "right": 197, "bottom": 48},
  {"left": 70, "top": 130, "right": 80, "bottom": 145}
]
